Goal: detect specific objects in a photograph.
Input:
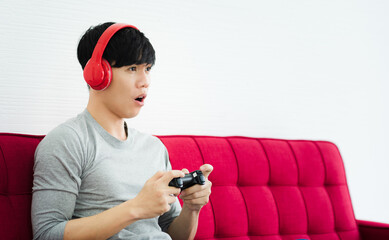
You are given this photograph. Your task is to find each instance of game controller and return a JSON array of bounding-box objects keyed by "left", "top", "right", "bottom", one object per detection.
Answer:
[{"left": 169, "top": 170, "right": 206, "bottom": 190}]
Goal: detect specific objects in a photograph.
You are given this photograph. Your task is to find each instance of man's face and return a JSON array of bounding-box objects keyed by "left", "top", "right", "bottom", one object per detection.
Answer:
[{"left": 100, "top": 63, "right": 151, "bottom": 119}]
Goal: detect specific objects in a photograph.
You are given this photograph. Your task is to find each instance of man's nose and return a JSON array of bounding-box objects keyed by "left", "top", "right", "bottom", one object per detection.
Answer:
[{"left": 137, "top": 71, "right": 150, "bottom": 88}]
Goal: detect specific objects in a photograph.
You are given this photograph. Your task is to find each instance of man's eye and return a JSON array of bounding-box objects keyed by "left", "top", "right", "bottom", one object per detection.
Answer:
[
  {"left": 129, "top": 66, "right": 136, "bottom": 71},
  {"left": 146, "top": 67, "right": 152, "bottom": 72}
]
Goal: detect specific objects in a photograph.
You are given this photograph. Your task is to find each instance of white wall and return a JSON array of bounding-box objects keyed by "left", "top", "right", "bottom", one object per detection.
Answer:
[{"left": 0, "top": 0, "right": 388, "bottom": 223}]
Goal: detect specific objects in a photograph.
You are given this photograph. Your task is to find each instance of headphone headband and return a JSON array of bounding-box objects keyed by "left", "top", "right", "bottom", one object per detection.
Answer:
[{"left": 90, "top": 23, "right": 139, "bottom": 64}]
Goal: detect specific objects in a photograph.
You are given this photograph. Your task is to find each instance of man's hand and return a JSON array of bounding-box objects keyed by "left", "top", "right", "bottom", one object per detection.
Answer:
[
  {"left": 179, "top": 164, "right": 213, "bottom": 212},
  {"left": 131, "top": 170, "right": 185, "bottom": 220}
]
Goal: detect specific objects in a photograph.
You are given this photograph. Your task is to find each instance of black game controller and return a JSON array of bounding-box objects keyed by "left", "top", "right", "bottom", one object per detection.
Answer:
[{"left": 169, "top": 170, "right": 206, "bottom": 190}]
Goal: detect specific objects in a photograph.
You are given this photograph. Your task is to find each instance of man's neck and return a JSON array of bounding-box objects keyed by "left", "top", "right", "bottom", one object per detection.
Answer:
[{"left": 86, "top": 103, "right": 127, "bottom": 141}]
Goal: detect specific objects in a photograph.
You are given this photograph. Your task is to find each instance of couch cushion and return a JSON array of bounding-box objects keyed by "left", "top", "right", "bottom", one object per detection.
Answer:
[{"left": 158, "top": 136, "right": 360, "bottom": 240}]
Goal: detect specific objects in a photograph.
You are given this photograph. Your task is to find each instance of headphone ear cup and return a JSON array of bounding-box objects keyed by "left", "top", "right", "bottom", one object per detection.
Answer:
[
  {"left": 99, "top": 59, "right": 112, "bottom": 90},
  {"left": 83, "top": 58, "right": 112, "bottom": 90},
  {"left": 83, "top": 23, "right": 138, "bottom": 90}
]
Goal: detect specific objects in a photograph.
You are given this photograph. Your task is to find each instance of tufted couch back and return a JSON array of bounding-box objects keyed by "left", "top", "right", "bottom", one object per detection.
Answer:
[
  {"left": 1, "top": 133, "right": 361, "bottom": 239},
  {"left": 158, "top": 136, "right": 360, "bottom": 240}
]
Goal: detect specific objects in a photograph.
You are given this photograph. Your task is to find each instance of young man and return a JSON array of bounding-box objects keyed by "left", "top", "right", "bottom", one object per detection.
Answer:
[{"left": 31, "top": 22, "right": 213, "bottom": 240}]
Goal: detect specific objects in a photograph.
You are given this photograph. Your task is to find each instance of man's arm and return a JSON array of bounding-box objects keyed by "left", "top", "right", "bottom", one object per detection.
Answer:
[
  {"left": 166, "top": 207, "right": 200, "bottom": 240},
  {"left": 63, "top": 170, "right": 185, "bottom": 240},
  {"left": 33, "top": 167, "right": 184, "bottom": 240},
  {"left": 63, "top": 200, "right": 138, "bottom": 240},
  {"left": 167, "top": 164, "right": 213, "bottom": 240}
]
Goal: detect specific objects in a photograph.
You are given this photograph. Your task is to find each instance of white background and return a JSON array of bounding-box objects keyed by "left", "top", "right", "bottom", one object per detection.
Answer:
[{"left": 0, "top": 0, "right": 388, "bottom": 223}]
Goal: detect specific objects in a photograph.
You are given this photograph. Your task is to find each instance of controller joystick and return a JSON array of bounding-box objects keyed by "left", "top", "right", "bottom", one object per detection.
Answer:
[{"left": 169, "top": 170, "right": 206, "bottom": 190}]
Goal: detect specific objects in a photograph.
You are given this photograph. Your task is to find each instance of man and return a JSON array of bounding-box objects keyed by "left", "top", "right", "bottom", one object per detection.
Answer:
[{"left": 31, "top": 22, "right": 213, "bottom": 240}]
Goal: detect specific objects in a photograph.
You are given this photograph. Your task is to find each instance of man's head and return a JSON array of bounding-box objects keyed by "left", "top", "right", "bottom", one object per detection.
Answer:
[
  {"left": 77, "top": 22, "right": 155, "bottom": 81},
  {"left": 77, "top": 22, "right": 155, "bottom": 119}
]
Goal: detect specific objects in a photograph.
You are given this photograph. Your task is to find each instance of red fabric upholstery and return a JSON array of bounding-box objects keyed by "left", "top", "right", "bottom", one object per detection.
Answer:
[
  {"left": 0, "top": 133, "right": 387, "bottom": 239},
  {"left": 357, "top": 220, "right": 389, "bottom": 240},
  {"left": 158, "top": 136, "right": 362, "bottom": 240},
  {"left": 0, "top": 133, "right": 44, "bottom": 240}
]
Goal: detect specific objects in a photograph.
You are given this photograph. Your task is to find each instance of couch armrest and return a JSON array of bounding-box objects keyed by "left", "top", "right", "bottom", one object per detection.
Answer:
[{"left": 357, "top": 219, "right": 389, "bottom": 240}]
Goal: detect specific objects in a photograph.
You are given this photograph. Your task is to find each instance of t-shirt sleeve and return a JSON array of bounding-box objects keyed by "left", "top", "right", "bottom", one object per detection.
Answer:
[
  {"left": 158, "top": 145, "right": 182, "bottom": 232},
  {"left": 31, "top": 125, "right": 84, "bottom": 240}
]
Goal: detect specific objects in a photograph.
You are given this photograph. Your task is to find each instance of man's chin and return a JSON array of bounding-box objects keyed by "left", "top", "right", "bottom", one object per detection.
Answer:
[{"left": 123, "top": 111, "right": 140, "bottom": 119}]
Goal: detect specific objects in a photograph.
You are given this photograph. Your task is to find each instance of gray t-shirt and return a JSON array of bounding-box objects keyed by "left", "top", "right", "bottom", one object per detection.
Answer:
[{"left": 31, "top": 109, "right": 181, "bottom": 240}]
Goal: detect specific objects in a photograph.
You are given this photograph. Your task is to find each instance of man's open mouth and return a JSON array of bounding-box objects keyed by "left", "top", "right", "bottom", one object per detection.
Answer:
[{"left": 134, "top": 95, "right": 146, "bottom": 102}]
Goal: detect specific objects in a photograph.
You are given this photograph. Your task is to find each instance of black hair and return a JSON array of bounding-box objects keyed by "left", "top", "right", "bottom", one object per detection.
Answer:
[{"left": 77, "top": 22, "right": 156, "bottom": 70}]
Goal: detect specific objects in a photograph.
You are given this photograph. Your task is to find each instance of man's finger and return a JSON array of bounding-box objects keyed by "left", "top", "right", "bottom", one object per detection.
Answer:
[
  {"left": 149, "top": 170, "right": 165, "bottom": 182},
  {"left": 181, "top": 168, "right": 190, "bottom": 174},
  {"left": 167, "top": 195, "right": 178, "bottom": 205},
  {"left": 159, "top": 170, "right": 185, "bottom": 184},
  {"left": 180, "top": 180, "right": 211, "bottom": 197},
  {"left": 200, "top": 164, "right": 213, "bottom": 179},
  {"left": 180, "top": 189, "right": 209, "bottom": 200},
  {"left": 167, "top": 186, "right": 182, "bottom": 196}
]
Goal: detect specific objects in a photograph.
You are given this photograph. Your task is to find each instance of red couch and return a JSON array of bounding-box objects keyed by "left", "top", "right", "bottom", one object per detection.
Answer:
[{"left": 1, "top": 133, "right": 388, "bottom": 240}]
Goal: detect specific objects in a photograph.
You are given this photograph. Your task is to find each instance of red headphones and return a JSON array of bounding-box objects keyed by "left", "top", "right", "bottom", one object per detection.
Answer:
[{"left": 83, "top": 23, "right": 139, "bottom": 90}]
